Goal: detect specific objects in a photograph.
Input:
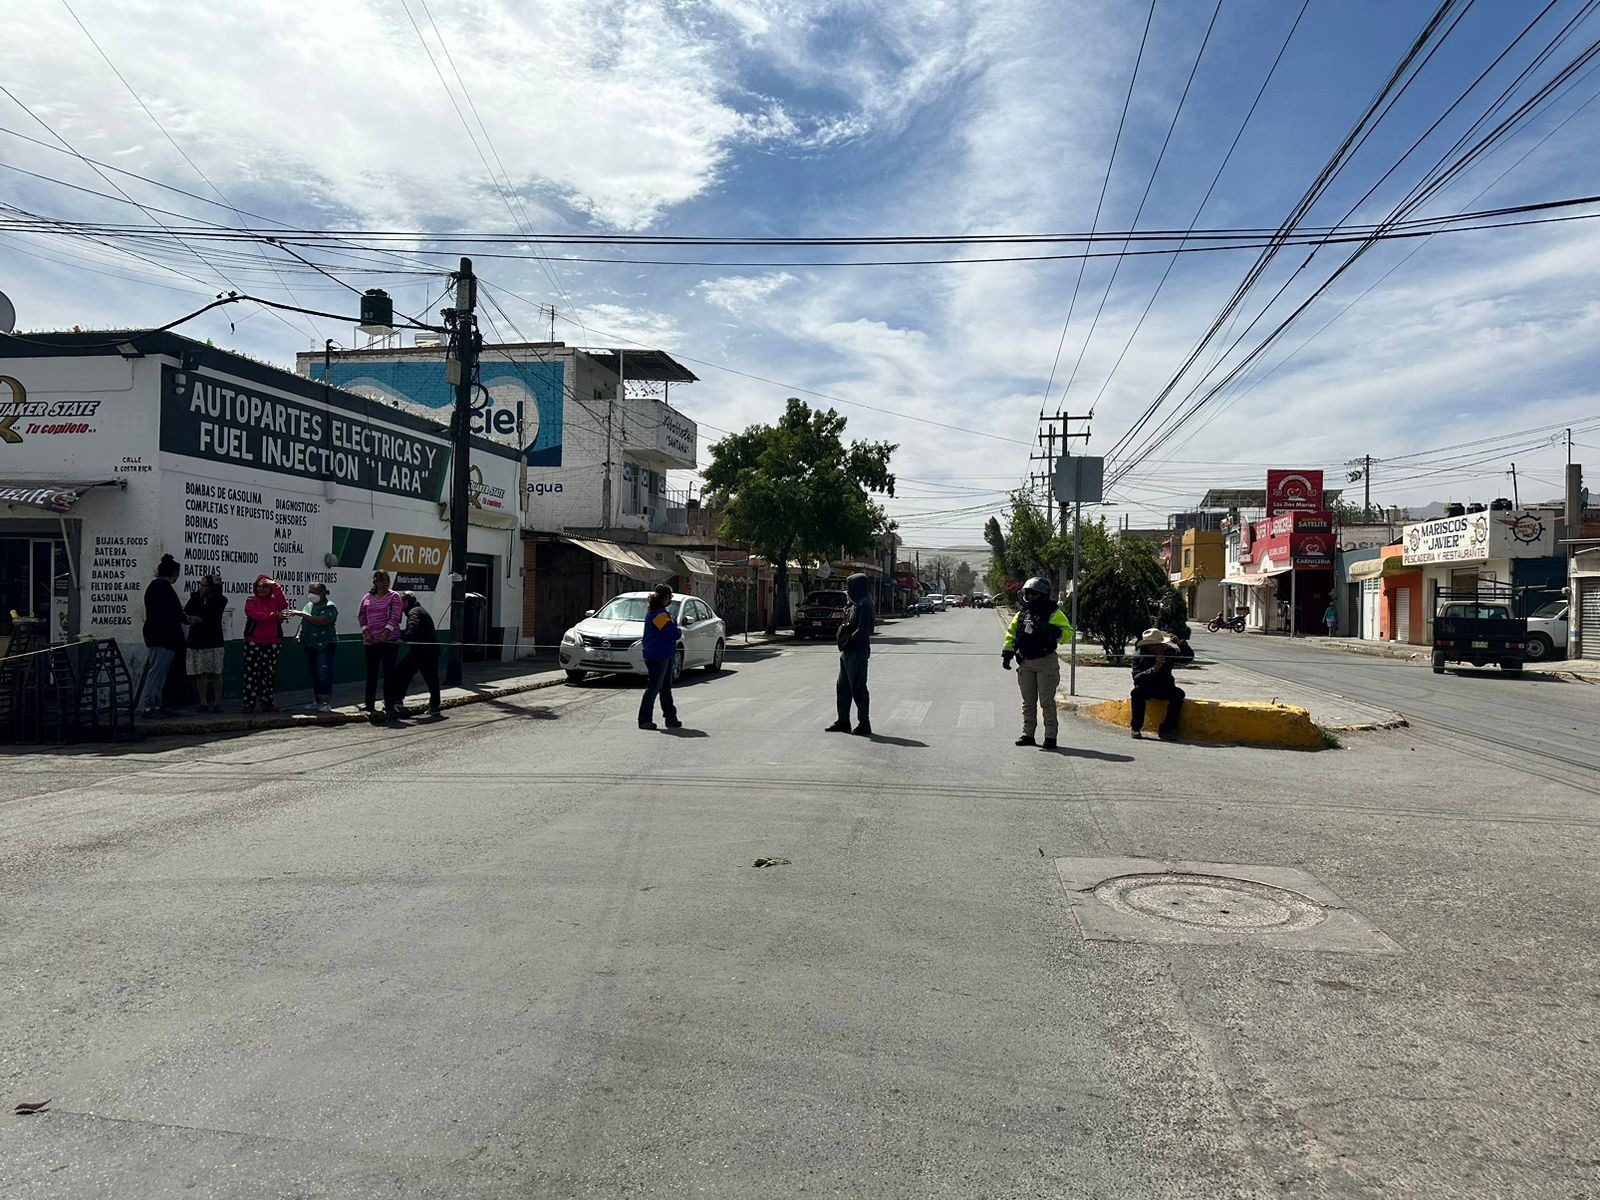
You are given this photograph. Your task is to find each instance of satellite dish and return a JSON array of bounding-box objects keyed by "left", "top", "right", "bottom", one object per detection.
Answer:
[{"left": 0, "top": 291, "right": 14, "bottom": 335}]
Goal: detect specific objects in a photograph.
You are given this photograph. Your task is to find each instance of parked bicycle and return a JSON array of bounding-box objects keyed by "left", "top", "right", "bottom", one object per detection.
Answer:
[{"left": 1206, "top": 611, "right": 1247, "bottom": 633}]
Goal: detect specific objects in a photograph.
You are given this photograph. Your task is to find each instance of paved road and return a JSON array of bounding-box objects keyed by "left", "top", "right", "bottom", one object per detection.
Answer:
[
  {"left": 1189, "top": 629, "right": 1600, "bottom": 796},
  {"left": 4, "top": 611, "right": 1597, "bottom": 1197}
]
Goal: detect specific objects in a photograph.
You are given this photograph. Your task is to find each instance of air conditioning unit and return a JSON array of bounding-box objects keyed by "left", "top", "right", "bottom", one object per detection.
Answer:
[{"left": 414, "top": 332, "right": 443, "bottom": 348}]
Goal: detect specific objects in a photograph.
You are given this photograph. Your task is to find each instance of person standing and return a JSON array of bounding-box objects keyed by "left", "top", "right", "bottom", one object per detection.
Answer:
[
  {"left": 1001, "top": 576, "right": 1072, "bottom": 749},
  {"left": 390, "top": 592, "right": 443, "bottom": 718},
  {"left": 297, "top": 582, "right": 339, "bottom": 711},
  {"left": 138, "top": 554, "right": 186, "bottom": 718},
  {"left": 1323, "top": 602, "right": 1339, "bottom": 638},
  {"left": 638, "top": 584, "right": 682, "bottom": 731},
  {"left": 358, "top": 569, "right": 404, "bottom": 720},
  {"left": 824, "top": 572, "right": 875, "bottom": 737},
  {"left": 242, "top": 575, "right": 295, "bottom": 714},
  {"left": 1130, "top": 628, "right": 1185, "bottom": 742},
  {"left": 183, "top": 572, "right": 228, "bottom": 712}
]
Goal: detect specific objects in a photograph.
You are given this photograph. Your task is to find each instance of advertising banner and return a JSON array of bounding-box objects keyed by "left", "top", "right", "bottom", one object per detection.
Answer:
[
  {"left": 1403, "top": 512, "right": 1490, "bottom": 565},
  {"left": 1266, "top": 469, "right": 1325, "bottom": 516}
]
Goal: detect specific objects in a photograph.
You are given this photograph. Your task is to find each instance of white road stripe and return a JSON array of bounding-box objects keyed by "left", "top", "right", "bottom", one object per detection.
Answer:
[
  {"left": 887, "top": 699, "right": 932, "bottom": 726},
  {"left": 958, "top": 701, "right": 994, "bottom": 729}
]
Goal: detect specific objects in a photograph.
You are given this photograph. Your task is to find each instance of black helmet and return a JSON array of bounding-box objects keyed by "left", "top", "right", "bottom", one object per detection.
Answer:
[{"left": 1022, "top": 576, "right": 1052, "bottom": 598}]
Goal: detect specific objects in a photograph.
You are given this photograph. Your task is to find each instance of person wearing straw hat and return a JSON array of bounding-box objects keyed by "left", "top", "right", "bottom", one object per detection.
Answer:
[{"left": 1130, "top": 627, "right": 1185, "bottom": 742}]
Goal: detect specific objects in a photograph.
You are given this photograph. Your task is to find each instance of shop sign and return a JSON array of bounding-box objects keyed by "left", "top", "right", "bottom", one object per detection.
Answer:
[
  {"left": 377, "top": 532, "right": 452, "bottom": 591},
  {"left": 468, "top": 464, "right": 507, "bottom": 511},
  {"left": 1266, "top": 469, "right": 1324, "bottom": 516},
  {"left": 0, "top": 373, "right": 104, "bottom": 445},
  {"left": 1294, "top": 534, "right": 1333, "bottom": 567},
  {"left": 160, "top": 366, "right": 450, "bottom": 501},
  {"left": 1403, "top": 513, "right": 1490, "bottom": 565}
]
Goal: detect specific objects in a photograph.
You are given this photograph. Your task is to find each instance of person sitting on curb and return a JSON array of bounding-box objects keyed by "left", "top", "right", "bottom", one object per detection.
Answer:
[
  {"left": 1130, "top": 627, "right": 1184, "bottom": 742},
  {"left": 1001, "top": 576, "right": 1072, "bottom": 749}
]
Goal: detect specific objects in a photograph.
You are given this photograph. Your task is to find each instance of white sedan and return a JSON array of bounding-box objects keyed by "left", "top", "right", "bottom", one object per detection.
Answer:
[{"left": 559, "top": 591, "right": 727, "bottom": 684}]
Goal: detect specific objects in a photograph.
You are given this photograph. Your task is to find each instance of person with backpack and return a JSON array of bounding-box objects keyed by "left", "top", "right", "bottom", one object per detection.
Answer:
[
  {"left": 638, "top": 584, "right": 682, "bottom": 730},
  {"left": 824, "top": 572, "right": 875, "bottom": 737},
  {"left": 1001, "top": 576, "right": 1072, "bottom": 749}
]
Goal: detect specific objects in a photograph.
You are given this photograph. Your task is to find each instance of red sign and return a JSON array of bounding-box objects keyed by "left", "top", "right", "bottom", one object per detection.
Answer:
[{"left": 1266, "top": 469, "right": 1324, "bottom": 516}]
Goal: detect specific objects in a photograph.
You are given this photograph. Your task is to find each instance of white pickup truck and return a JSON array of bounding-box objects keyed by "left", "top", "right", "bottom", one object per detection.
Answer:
[{"left": 1525, "top": 600, "right": 1569, "bottom": 661}]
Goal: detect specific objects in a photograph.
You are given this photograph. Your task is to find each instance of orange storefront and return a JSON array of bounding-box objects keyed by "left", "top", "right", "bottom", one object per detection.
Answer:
[{"left": 1377, "top": 545, "right": 1425, "bottom": 643}]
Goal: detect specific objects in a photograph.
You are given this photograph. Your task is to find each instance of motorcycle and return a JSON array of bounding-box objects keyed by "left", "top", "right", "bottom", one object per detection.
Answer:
[{"left": 1206, "top": 611, "right": 1247, "bottom": 633}]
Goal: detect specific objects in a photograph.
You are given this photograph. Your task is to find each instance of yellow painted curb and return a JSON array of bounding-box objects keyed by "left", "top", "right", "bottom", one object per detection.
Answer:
[{"left": 1064, "top": 694, "right": 1327, "bottom": 750}]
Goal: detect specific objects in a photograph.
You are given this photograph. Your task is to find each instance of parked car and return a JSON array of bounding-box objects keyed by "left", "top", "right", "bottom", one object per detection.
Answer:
[
  {"left": 1526, "top": 599, "right": 1569, "bottom": 661},
  {"left": 794, "top": 589, "right": 851, "bottom": 638},
  {"left": 560, "top": 591, "right": 726, "bottom": 684},
  {"left": 912, "top": 595, "right": 937, "bottom": 614},
  {"left": 926, "top": 594, "right": 948, "bottom": 612}
]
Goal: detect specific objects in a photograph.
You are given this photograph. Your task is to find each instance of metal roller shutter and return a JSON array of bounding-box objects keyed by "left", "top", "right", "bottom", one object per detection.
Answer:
[{"left": 1580, "top": 579, "right": 1600, "bottom": 659}]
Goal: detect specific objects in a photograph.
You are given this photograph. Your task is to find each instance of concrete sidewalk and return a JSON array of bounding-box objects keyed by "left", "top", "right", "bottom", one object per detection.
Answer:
[
  {"left": 1051, "top": 653, "right": 1406, "bottom": 731},
  {"left": 133, "top": 631, "right": 793, "bottom": 738},
  {"left": 1249, "top": 629, "right": 1600, "bottom": 682}
]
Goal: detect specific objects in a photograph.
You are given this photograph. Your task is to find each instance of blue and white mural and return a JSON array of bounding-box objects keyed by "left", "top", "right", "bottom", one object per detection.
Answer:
[{"left": 313, "top": 357, "right": 564, "bottom": 467}]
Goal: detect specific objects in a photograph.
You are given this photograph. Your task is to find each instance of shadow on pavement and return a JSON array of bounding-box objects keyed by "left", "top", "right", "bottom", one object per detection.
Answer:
[
  {"left": 1435, "top": 669, "right": 1569, "bottom": 683},
  {"left": 862, "top": 733, "right": 928, "bottom": 748},
  {"left": 661, "top": 727, "right": 710, "bottom": 738},
  {"left": 1043, "top": 746, "right": 1135, "bottom": 762}
]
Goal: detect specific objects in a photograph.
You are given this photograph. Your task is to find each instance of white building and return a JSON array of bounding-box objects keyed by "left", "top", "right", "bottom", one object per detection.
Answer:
[
  {"left": 0, "top": 331, "right": 525, "bottom": 686},
  {"left": 296, "top": 341, "right": 707, "bottom": 648}
]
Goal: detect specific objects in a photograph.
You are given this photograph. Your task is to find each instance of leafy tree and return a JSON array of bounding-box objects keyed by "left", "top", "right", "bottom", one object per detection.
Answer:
[
  {"left": 1074, "top": 534, "right": 1179, "bottom": 661},
  {"left": 1000, "top": 493, "right": 1065, "bottom": 584},
  {"left": 703, "top": 398, "right": 896, "bottom": 634},
  {"left": 982, "top": 517, "right": 1008, "bottom": 596},
  {"left": 924, "top": 554, "right": 959, "bottom": 592},
  {"left": 952, "top": 561, "right": 976, "bottom": 596}
]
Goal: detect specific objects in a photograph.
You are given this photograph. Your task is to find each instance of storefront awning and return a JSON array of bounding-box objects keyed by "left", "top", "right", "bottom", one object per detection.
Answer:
[
  {"left": 1222, "top": 572, "right": 1274, "bottom": 586},
  {"left": 678, "top": 553, "right": 715, "bottom": 578},
  {"left": 0, "top": 479, "right": 121, "bottom": 513},
  {"left": 1348, "top": 557, "right": 1415, "bottom": 580},
  {"left": 561, "top": 536, "right": 669, "bottom": 581}
]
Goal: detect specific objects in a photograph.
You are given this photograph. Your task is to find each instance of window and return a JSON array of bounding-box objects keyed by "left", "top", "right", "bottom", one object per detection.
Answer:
[{"left": 1183, "top": 548, "right": 1193, "bottom": 568}]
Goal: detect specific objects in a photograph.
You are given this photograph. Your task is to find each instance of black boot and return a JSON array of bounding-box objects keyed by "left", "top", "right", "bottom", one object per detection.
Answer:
[{"left": 1015, "top": 734, "right": 1036, "bottom": 746}]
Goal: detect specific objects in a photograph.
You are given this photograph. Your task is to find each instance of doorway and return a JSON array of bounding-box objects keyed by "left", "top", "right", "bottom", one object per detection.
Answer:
[{"left": 463, "top": 553, "right": 497, "bottom": 661}]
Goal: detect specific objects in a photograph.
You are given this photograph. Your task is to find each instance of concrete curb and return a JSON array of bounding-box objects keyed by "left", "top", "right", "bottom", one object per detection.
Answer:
[
  {"left": 136, "top": 673, "right": 568, "bottom": 738},
  {"left": 1057, "top": 694, "right": 1330, "bottom": 750}
]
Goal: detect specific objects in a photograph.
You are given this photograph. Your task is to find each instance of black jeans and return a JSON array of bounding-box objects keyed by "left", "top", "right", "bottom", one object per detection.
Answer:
[
  {"left": 836, "top": 649, "right": 870, "bottom": 724},
  {"left": 392, "top": 646, "right": 441, "bottom": 710},
  {"left": 365, "top": 642, "right": 399, "bottom": 711},
  {"left": 639, "top": 657, "right": 677, "bottom": 725},
  {"left": 1131, "top": 683, "right": 1184, "bottom": 735}
]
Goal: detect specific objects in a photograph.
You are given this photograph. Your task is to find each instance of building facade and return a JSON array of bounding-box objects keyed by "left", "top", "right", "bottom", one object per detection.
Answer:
[{"left": 1, "top": 331, "right": 525, "bottom": 687}]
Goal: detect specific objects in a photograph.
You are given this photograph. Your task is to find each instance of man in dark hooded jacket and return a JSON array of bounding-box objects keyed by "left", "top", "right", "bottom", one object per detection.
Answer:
[{"left": 824, "top": 572, "right": 875, "bottom": 736}]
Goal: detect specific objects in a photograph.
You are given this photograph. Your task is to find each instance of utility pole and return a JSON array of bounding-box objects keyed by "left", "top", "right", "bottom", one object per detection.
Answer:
[
  {"left": 443, "top": 257, "right": 479, "bottom": 686},
  {"left": 1051, "top": 414, "right": 1092, "bottom": 696},
  {"left": 1363, "top": 454, "right": 1372, "bottom": 521},
  {"left": 1509, "top": 462, "right": 1519, "bottom": 510}
]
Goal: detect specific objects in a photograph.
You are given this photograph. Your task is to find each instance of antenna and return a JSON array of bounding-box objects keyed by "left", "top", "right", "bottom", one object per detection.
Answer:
[{"left": 0, "top": 291, "right": 14, "bottom": 335}]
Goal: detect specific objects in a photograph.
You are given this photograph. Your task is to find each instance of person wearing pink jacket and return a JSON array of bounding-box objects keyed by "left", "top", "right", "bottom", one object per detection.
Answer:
[
  {"left": 242, "top": 575, "right": 297, "bottom": 713},
  {"left": 358, "top": 569, "right": 405, "bottom": 719}
]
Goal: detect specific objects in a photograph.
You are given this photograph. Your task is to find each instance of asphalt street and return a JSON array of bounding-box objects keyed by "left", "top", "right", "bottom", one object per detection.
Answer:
[
  {"left": 1189, "top": 629, "right": 1600, "bottom": 797},
  {"left": 3, "top": 610, "right": 1598, "bottom": 1198}
]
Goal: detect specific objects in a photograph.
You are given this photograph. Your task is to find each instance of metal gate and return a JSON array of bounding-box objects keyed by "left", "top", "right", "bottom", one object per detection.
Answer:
[
  {"left": 1580, "top": 578, "right": 1600, "bottom": 659},
  {"left": 1396, "top": 587, "right": 1411, "bottom": 643}
]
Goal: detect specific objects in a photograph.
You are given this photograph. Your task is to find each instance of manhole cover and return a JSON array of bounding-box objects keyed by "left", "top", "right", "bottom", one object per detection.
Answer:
[{"left": 1092, "top": 872, "right": 1327, "bottom": 933}]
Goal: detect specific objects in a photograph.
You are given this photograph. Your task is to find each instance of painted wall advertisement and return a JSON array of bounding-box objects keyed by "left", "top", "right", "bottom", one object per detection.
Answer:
[{"left": 309, "top": 355, "right": 565, "bottom": 466}]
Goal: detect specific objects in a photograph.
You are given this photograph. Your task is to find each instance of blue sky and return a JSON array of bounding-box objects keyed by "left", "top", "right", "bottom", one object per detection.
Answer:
[{"left": 3, "top": 0, "right": 1598, "bottom": 548}]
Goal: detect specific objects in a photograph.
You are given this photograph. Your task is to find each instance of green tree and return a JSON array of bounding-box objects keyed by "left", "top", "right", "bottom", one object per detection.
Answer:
[
  {"left": 982, "top": 517, "right": 1008, "bottom": 596},
  {"left": 952, "top": 561, "right": 976, "bottom": 596},
  {"left": 1000, "top": 493, "right": 1064, "bottom": 584},
  {"left": 702, "top": 398, "right": 896, "bottom": 634},
  {"left": 1075, "top": 534, "right": 1178, "bottom": 661}
]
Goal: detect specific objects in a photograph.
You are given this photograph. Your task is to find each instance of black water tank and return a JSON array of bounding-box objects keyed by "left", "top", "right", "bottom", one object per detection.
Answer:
[
  {"left": 1490, "top": 497, "right": 1513, "bottom": 510},
  {"left": 1445, "top": 503, "right": 1466, "bottom": 517},
  {"left": 1466, "top": 503, "right": 1486, "bottom": 513}
]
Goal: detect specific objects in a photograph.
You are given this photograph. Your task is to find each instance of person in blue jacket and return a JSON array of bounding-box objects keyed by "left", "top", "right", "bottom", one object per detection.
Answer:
[{"left": 638, "top": 584, "right": 683, "bottom": 730}]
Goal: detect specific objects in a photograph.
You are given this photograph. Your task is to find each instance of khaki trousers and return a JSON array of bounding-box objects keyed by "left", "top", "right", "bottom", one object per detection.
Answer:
[{"left": 1016, "top": 652, "right": 1060, "bottom": 737}]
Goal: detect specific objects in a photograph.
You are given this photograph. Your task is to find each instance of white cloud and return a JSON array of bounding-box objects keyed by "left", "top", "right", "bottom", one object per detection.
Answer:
[{"left": 696, "top": 271, "right": 796, "bottom": 313}]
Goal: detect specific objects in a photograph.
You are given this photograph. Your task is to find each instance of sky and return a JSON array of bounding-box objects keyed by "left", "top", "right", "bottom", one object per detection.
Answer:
[{"left": 3, "top": 0, "right": 1598, "bottom": 549}]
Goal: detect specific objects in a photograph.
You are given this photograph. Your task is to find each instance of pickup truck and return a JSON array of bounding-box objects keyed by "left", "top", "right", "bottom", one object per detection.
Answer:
[
  {"left": 1525, "top": 599, "right": 1569, "bottom": 661},
  {"left": 1432, "top": 591, "right": 1525, "bottom": 674}
]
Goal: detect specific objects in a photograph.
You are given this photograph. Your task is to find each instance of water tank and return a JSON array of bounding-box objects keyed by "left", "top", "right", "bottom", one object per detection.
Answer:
[
  {"left": 1490, "top": 497, "right": 1513, "bottom": 511},
  {"left": 358, "top": 289, "right": 394, "bottom": 335},
  {"left": 1445, "top": 503, "right": 1466, "bottom": 517},
  {"left": 1466, "top": 503, "right": 1486, "bottom": 513}
]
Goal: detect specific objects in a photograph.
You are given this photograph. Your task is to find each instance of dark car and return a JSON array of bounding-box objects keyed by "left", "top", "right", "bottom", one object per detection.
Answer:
[{"left": 795, "top": 589, "right": 850, "bottom": 638}]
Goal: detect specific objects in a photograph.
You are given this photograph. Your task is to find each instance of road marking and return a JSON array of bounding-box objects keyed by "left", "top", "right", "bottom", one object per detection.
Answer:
[
  {"left": 958, "top": 702, "right": 994, "bottom": 729},
  {"left": 887, "top": 699, "right": 932, "bottom": 726}
]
